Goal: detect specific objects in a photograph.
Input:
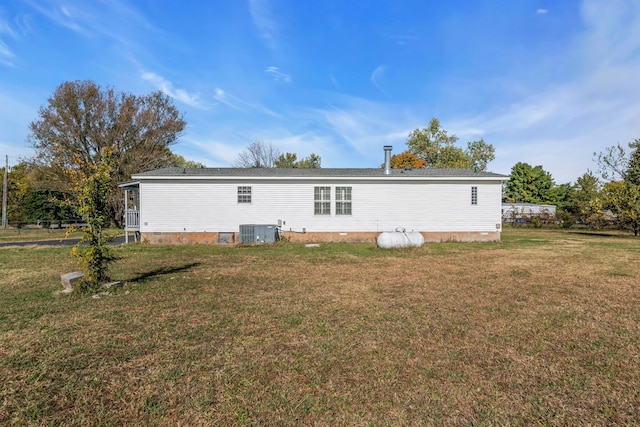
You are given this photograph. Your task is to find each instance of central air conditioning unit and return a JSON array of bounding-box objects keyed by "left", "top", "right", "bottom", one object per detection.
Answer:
[{"left": 239, "top": 224, "right": 279, "bottom": 244}]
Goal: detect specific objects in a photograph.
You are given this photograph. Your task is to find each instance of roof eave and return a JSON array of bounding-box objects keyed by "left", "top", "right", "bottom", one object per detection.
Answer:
[{"left": 131, "top": 174, "right": 507, "bottom": 182}]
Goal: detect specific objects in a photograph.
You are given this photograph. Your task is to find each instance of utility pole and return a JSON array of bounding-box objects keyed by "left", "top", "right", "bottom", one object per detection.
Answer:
[{"left": 2, "top": 155, "right": 7, "bottom": 229}]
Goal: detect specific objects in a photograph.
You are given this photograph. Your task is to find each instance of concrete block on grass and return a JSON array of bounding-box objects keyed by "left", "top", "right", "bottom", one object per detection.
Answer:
[{"left": 60, "top": 271, "right": 84, "bottom": 293}]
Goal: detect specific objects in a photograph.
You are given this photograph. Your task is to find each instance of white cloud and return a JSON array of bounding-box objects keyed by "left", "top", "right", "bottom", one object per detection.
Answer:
[
  {"left": 0, "top": 90, "right": 39, "bottom": 164},
  {"left": 0, "top": 14, "right": 16, "bottom": 66},
  {"left": 536, "top": 9, "right": 548, "bottom": 15},
  {"left": 177, "top": 0, "right": 639, "bottom": 181},
  {"left": 265, "top": 66, "right": 291, "bottom": 82},
  {"left": 312, "top": 96, "right": 413, "bottom": 163},
  {"left": 329, "top": 73, "right": 340, "bottom": 89},
  {"left": 0, "top": 41, "right": 14, "bottom": 66},
  {"left": 24, "top": 0, "right": 159, "bottom": 53},
  {"left": 248, "top": 0, "right": 278, "bottom": 50},
  {"left": 370, "top": 65, "right": 386, "bottom": 91},
  {"left": 187, "top": 128, "right": 336, "bottom": 168},
  {"left": 184, "top": 137, "right": 242, "bottom": 166},
  {"left": 24, "top": 0, "right": 91, "bottom": 35},
  {"left": 440, "top": 0, "right": 640, "bottom": 182},
  {"left": 213, "top": 87, "right": 247, "bottom": 111},
  {"left": 0, "top": 14, "right": 17, "bottom": 38},
  {"left": 387, "top": 33, "right": 418, "bottom": 47},
  {"left": 141, "top": 71, "right": 206, "bottom": 109}
]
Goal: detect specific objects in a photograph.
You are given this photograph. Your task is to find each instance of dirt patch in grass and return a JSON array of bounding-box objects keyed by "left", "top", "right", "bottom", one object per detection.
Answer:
[{"left": 1, "top": 230, "right": 640, "bottom": 425}]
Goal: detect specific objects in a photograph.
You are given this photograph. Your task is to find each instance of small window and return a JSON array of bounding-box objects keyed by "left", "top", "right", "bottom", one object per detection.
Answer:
[
  {"left": 471, "top": 186, "right": 478, "bottom": 205},
  {"left": 238, "top": 186, "right": 252, "bottom": 203},
  {"left": 314, "top": 186, "right": 331, "bottom": 215},
  {"left": 335, "top": 186, "right": 352, "bottom": 215}
]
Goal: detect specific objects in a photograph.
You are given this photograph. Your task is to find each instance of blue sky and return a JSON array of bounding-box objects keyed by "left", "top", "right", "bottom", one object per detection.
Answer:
[{"left": 1, "top": 0, "right": 639, "bottom": 183}]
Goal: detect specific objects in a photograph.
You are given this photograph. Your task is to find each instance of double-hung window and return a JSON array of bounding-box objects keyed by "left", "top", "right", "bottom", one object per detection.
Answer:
[
  {"left": 335, "top": 186, "right": 352, "bottom": 215},
  {"left": 471, "top": 186, "right": 478, "bottom": 205},
  {"left": 238, "top": 186, "right": 252, "bottom": 203},
  {"left": 314, "top": 186, "right": 331, "bottom": 215}
]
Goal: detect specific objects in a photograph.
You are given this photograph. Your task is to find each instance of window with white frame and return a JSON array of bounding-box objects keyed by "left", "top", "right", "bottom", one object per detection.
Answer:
[
  {"left": 471, "top": 186, "right": 478, "bottom": 205},
  {"left": 335, "top": 186, "right": 352, "bottom": 215},
  {"left": 238, "top": 186, "right": 252, "bottom": 203},
  {"left": 314, "top": 186, "right": 331, "bottom": 215}
]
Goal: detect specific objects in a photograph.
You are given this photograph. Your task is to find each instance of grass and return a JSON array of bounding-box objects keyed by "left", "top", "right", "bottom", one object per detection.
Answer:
[
  {"left": 0, "top": 227, "right": 85, "bottom": 243},
  {"left": 1, "top": 228, "right": 639, "bottom": 425}
]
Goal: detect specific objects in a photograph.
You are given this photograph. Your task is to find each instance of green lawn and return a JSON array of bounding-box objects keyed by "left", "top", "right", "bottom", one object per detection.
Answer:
[{"left": 1, "top": 229, "right": 639, "bottom": 425}]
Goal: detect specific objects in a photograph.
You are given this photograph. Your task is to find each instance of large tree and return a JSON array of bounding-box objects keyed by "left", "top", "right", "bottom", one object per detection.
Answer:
[
  {"left": 274, "top": 152, "right": 321, "bottom": 168},
  {"left": 572, "top": 171, "right": 603, "bottom": 225},
  {"left": 389, "top": 151, "right": 427, "bottom": 169},
  {"left": 603, "top": 180, "right": 640, "bottom": 235},
  {"left": 504, "top": 162, "right": 555, "bottom": 203},
  {"left": 405, "top": 118, "right": 495, "bottom": 170},
  {"left": 596, "top": 140, "right": 640, "bottom": 235},
  {"left": 234, "top": 141, "right": 281, "bottom": 168},
  {"left": 466, "top": 138, "right": 496, "bottom": 172},
  {"left": 28, "top": 80, "right": 186, "bottom": 226},
  {"left": 168, "top": 153, "right": 206, "bottom": 169},
  {"left": 2, "top": 161, "right": 76, "bottom": 225}
]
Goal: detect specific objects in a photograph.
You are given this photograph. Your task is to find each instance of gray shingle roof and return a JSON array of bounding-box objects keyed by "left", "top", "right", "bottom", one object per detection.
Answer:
[{"left": 133, "top": 167, "right": 508, "bottom": 178}]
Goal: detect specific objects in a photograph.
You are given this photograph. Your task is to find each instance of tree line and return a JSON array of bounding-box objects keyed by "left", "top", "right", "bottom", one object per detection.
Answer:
[
  {"left": 504, "top": 141, "right": 640, "bottom": 235},
  {"left": 2, "top": 80, "right": 639, "bottom": 237}
]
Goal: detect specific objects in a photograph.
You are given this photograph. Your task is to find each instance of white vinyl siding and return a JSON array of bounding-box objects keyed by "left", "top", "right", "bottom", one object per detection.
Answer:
[{"left": 138, "top": 178, "right": 503, "bottom": 235}]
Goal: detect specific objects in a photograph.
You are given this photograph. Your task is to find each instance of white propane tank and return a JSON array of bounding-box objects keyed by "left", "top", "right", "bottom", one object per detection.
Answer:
[{"left": 377, "top": 228, "right": 425, "bottom": 248}]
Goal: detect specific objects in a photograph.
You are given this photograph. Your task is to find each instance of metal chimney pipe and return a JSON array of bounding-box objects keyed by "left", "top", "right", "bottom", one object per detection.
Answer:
[{"left": 383, "top": 145, "right": 392, "bottom": 175}]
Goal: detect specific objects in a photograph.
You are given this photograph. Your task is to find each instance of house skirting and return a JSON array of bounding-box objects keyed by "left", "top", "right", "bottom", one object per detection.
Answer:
[{"left": 140, "top": 230, "right": 500, "bottom": 245}]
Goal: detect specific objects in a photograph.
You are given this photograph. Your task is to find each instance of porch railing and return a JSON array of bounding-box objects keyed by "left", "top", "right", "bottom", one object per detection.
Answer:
[
  {"left": 124, "top": 210, "right": 140, "bottom": 244},
  {"left": 125, "top": 210, "right": 140, "bottom": 230}
]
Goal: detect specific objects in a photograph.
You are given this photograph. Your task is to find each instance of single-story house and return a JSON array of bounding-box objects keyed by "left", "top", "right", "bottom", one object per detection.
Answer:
[
  {"left": 501, "top": 203, "right": 557, "bottom": 223},
  {"left": 121, "top": 147, "right": 508, "bottom": 244}
]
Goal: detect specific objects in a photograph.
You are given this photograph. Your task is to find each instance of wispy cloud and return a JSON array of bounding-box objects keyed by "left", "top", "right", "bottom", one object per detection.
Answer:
[
  {"left": 0, "top": 14, "right": 17, "bottom": 38},
  {"left": 370, "top": 65, "right": 386, "bottom": 91},
  {"left": 211, "top": 86, "right": 282, "bottom": 118},
  {"left": 312, "top": 96, "right": 413, "bottom": 162},
  {"left": 439, "top": 0, "right": 640, "bottom": 181},
  {"left": 24, "top": 0, "right": 91, "bottom": 35},
  {"left": 448, "top": 72, "right": 640, "bottom": 180},
  {"left": 24, "top": 0, "right": 159, "bottom": 54},
  {"left": 141, "top": 72, "right": 206, "bottom": 109},
  {"left": 187, "top": 128, "right": 335, "bottom": 168},
  {"left": 387, "top": 33, "right": 418, "bottom": 46},
  {"left": 265, "top": 66, "right": 291, "bottom": 82},
  {"left": 329, "top": 73, "right": 340, "bottom": 89},
  {"left": 248, "top": 0, "right": 278, "bottom": 50},
  {"left": 0, "top": 90, "right": 39, "bottom": 162},
  {"left": 0, "top": 14, "right": 17, "bottom": 66},
  {"left": 0, "top": 41, "right": 14, "bottom": 66},
  {"left": 213, "top": 87, "right": 247, "bottom": 111},
  {"left": 536, "top": 9, "right": 548, "bottom": 15},
  {"left": 184, "top": 137, "right": 243, "bottom": 166}
]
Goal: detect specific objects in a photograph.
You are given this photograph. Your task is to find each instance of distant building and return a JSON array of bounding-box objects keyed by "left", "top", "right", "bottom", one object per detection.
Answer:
[{"left": 502, "top": 203, "right": 557, "bottom": 223}]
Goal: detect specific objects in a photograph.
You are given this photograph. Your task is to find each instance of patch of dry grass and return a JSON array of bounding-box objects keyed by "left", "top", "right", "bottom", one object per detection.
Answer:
[
  {"left": 0, "top": 228, "right": 85, "bottom": 243},
  {"left": 1, "top": 230, "right": 639, "bottom": 425}
]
